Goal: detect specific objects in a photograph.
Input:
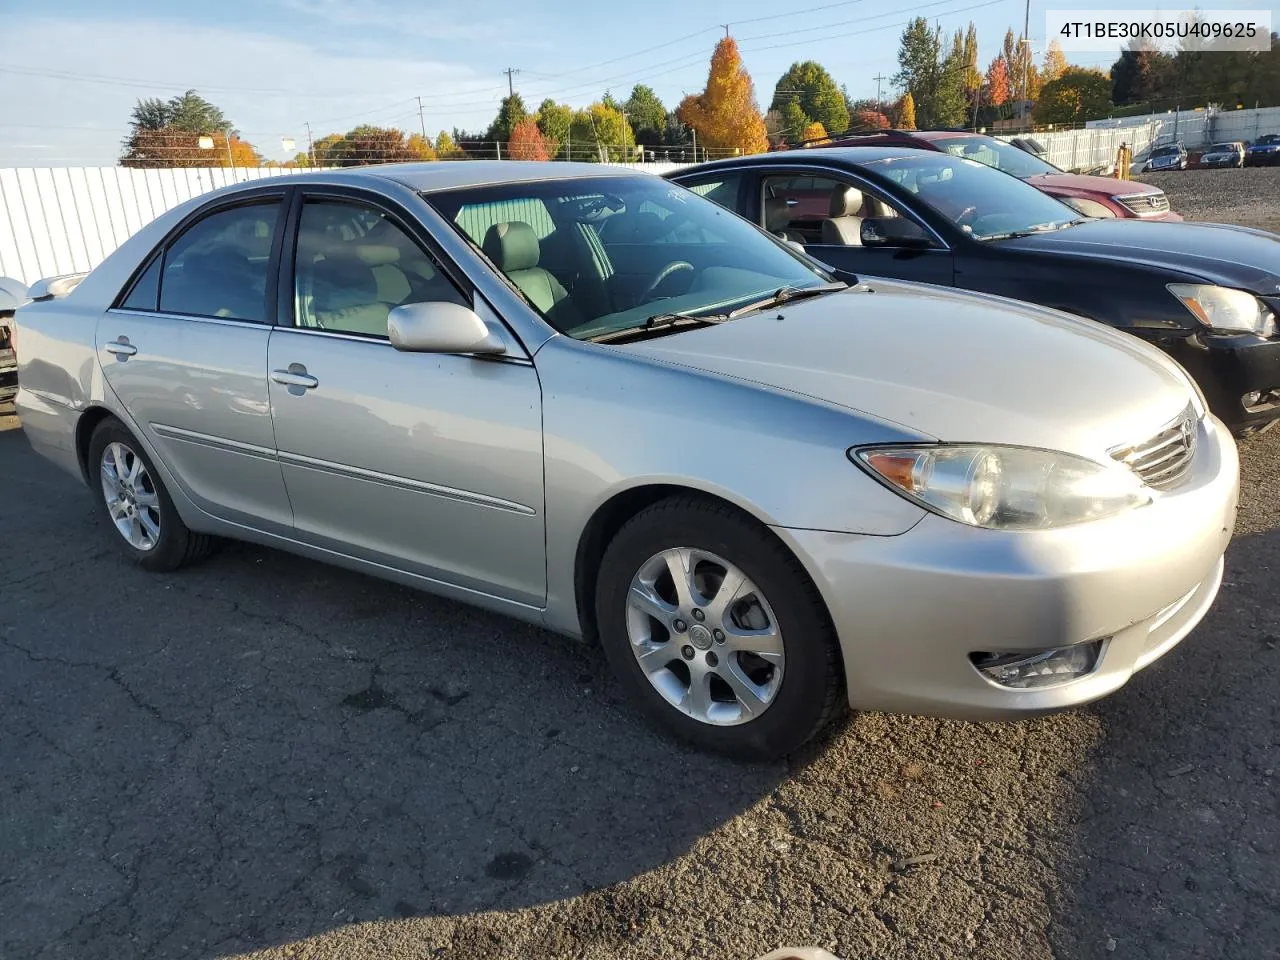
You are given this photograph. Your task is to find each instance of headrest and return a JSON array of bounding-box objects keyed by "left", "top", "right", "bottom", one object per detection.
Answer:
[
  {"left": 483, "top": 221, "right": 540, "bottom": 272},
  {"left": 828, "top": 186, "right": 863, "bottom": 218},
  {"left": 763, "top": 197, "right": 791, "bottom": 231},
  {"left": 354, "top": 244, "right": 401, "bottom": 266}
]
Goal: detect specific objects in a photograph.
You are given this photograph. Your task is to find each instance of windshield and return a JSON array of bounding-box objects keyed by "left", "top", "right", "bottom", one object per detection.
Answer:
[
  {"left": 865, "top": 153, "right": 1080, "bottom": 241},
  {"left": 932, "top": 135, "right": 1061, "bottom": 178},
  {"left": 1209, "top": 143, "right": 1236, "bottom": 152},
  {"left": 1257, "top": 135, "right": 1280, "bottom": 145},
  {"left": 426, "top": 175, "right": 835, "bottom": 341},
  {"left": 1152, "top": 146, "right": 1181, "bottom": 157}
]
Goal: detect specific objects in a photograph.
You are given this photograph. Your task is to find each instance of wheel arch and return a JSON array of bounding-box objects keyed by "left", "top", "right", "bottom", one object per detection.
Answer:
[
  {"left": 74, "top": 405, "right": 117, "bottom": 485},
  {"left": 571, "top": 482, "right": 835, "bottom": 650}
]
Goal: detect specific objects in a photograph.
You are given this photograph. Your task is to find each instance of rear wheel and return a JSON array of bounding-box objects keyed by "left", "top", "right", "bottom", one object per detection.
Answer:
[
  {"left": 88, "top": 418, "right": 215, "bottom": 571},
  {"left": 595, "top": 494, "right": 844, "bottom": 759}
]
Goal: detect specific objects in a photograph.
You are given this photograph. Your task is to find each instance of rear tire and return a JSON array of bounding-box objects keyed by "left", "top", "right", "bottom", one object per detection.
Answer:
[
  {"left": 594, "top": 494, "right": 845, "bottom": 760},
  {"left": 88, "top": 418, "right": 215, "bottom": 571}
]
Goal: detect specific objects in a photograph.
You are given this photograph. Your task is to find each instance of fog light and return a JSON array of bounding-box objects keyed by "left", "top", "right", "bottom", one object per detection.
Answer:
[{"left": 970, "top": 641, "right": 1104, "bottom": 689}]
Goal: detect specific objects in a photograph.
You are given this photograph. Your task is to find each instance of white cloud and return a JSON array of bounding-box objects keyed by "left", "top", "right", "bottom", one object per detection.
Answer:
[
  {"left": 280, "top": 0, "right": 505, "bottom": 42},
  {"left": 0, "top": 16, "right": 512, "bottom": 166}
]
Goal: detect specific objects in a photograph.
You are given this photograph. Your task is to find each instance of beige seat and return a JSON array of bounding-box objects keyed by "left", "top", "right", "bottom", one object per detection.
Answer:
[
  {"left": 483, "top": 221, "right": 584, "bottom": 328},
  {"left": 763, "top": 197, "right": 802, "bottom": 242},
  {"left": 820, "top": 186, "right": 864, "bottom": 246}
]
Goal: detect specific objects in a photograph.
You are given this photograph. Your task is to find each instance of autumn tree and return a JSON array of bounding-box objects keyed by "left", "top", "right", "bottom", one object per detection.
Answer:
[
  {"left": 898, "top": 92, "right": 917, "bottom": 129},
  {"left": 677, "top": 37, "right": 769, "bottom": 155},
  {"left": 434, "top": 130, "right": 466, "bottom": 159},
  {"left": 800, "top": 121, "right": 829, "bottom": 144},
  {"left": 961, "top": 23, "right": 982, "bottom": 94},
  {"left": 770, "top": 61, "right": 849, "bottom": 135},
  {"left": 1042, "top": 39, "right": 1068, "bottom": 83},
  {"left": 855, "top": 109, "right": 891, "bottom": 129},
  {"left": 984, "top": 56, "right": 1011, "bottom": 106},
  {"left": 507, "top": 118, "right": 551, "bottom": 160},
  {"left": 1033, "top": 67, "right": 1112, "bottom": 124},
  {"left": 536, "top": 100, "right": 574, "bottom": 158},
  {"left": 568, "top": 103, "right": 633, "bottom": 161},
  {"left": 406, "top": 133, "right": 437, "bottom": 160}
]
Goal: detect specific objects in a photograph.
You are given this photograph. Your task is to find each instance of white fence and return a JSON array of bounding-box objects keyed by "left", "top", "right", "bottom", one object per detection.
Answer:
[
  {"left": 0, "top": 162, "right": 691, "bottom": 287},
  {"left": 999, "top": 123, "right": 1164, "bottom": 173}
]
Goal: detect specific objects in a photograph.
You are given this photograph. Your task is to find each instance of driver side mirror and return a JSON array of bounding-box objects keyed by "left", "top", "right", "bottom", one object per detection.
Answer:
[
  {"left": 860, "top": 217, "right": 931, "bottom": 249},
  {"left": 387, "top": 301, "right": 507, "bottom": 355}
]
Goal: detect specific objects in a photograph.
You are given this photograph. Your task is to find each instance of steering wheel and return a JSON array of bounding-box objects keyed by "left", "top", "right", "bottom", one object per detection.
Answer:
[{"left": 640, "top": 261, "right": 694, "bottom": 302}]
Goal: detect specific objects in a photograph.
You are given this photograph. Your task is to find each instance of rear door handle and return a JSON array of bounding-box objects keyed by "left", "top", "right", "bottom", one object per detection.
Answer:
[
  {"left": 105, "top": 339, "right": 137, "bottom": 357},
  {"left": 270, "top": 367, "right": 318, "bottom": 389}
]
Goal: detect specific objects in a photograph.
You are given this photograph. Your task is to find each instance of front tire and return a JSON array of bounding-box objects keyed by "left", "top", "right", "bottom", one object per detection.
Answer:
[
  {"left": 595, "top": 495, "right": 844, "bottom": 759},
  {"left": 88, "top": 418, "right": 215, "bottom": 571}
]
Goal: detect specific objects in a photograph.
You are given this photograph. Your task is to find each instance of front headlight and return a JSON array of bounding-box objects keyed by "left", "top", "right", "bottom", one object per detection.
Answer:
[
  {"left": 1168, "top": 283, "right": 1276, "bottom": 336},
  {"left": 852, "top": 445, "right": 1151, "bottom": 530},
  {"left": 1061, "top": 197, "right": 1117, "bottom": 218}
]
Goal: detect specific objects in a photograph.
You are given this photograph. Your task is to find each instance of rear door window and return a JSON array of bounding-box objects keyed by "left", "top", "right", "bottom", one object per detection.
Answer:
[{"left": 159, "top": 202, "right": 281, "bottom": 323}]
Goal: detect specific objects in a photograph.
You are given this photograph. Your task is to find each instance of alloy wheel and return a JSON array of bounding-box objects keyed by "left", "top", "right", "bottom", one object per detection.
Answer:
[
  {"left": 99, "top": 441, "right": 161, "bottom": 551},
  {"left": 625, "top": 547, "right": 784, "bottom": 726}
]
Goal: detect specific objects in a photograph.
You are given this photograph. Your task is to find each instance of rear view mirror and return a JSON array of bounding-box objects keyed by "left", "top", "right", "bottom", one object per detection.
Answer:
[
  {"left": 0, "top": 276, "right": 31, "bottom": 312},
  {"left": 860, "top": 217, "right": 931, "bottom": 249},
  {"left": 784, "top": 239, "right": 806, "bottom": 254},
  {"left": 387, "top": 301, "right": 507, "bottom": 355}
]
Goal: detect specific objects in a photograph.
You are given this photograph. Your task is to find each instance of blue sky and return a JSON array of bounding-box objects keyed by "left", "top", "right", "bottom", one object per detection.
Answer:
[{"left": 0, "top": 0, "right": 1256, "bottom": 165}]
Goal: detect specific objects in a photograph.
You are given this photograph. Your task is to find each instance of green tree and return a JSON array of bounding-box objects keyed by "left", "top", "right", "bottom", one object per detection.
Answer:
[
  {"left": 536, "top": 100, "right": 574, "bottom": 158},
  {"left": 486, "top": 94, "right": 529, "bottom": 149},
  {"left": 166, "top": 90, "right": 230, "bottom": 133},
  {"left": 770, "top": 61, "right": 850, "bottom": 135},
  {"left": 779, "top": 99, "right": 809, "bottom": 141},
  {"left": 120, "top": 89, "right": 238, "bottom": 165},
  {"left": 894, "top": 18, "right": 965, "bottom": 128},
  {"left": 624, "top": 84, "right": 668, "bottom": 143},
  {"left": 1033, "top": 67, "right": 1112, "bottom": 124}
]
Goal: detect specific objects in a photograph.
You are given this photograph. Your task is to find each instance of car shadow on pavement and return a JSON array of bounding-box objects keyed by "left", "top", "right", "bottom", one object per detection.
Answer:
[
  {"left": 1050, "top": 517, "right": 1280, "bottom": 957},
  {"left": 0, "top": 421, "right": 789, "bottom": 958}
]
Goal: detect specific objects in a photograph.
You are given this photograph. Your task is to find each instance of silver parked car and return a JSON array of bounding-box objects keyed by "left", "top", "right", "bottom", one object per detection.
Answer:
[{"left": 14, "top": 163, "right": 1239, "bottom": 758}]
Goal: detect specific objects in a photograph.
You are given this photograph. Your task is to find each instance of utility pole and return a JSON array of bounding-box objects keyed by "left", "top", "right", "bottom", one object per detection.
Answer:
[
  {"left": 502, "top": 67, "right": 520, "bottom": 97},
  {"left": 720, "top": 24, "right": 731, "bottom": 38},
  {"left": 1020, "top": 0, "right": 1030, "bottom": 123},
  {"left": 304, "top": 121, "right": 315, "bottom": 167},
  {"left": 415, "top": 96, "right": 427, "bottom": 139},
  {"left": 873, "top": 73, "right": 887, "bottom": 115},
  {"left": 224, "top": 125, "right": 236, "bottom": 180}
]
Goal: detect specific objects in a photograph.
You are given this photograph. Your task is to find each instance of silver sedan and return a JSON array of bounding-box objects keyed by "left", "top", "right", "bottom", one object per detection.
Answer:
[{"left": 13, "top": 162, "right": 1238, "bottom": 758}]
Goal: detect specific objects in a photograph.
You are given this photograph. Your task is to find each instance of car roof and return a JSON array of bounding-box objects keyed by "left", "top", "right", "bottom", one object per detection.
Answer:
[
  {"left": 672, "top": 145, "right": 931, "bottom": 174},
  {"left": 207, "top": 161, "right": 650, "bottom": 196}
]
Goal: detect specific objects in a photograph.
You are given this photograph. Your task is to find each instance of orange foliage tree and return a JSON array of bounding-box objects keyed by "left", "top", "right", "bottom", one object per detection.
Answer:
[
  {"left": 855, "top": 109, "right": 891, "bottom": 129},
  {"left": 985, "top": 56, "right": 1011, "bottom": 107},
  {"left": 507, "top": 119, "right": 552, "bottom": 160},
  {"left": 677, "top": 37, "right": 769, "bottom": 155},
  {"left": 898, "top": 92, "right": 917, "bottom": 129},
  {"left": 120, "top": 128, "right": 263, "bottom": 167},
  {"left": 800, "top": 121, "right": 829, "bottom": 144}
]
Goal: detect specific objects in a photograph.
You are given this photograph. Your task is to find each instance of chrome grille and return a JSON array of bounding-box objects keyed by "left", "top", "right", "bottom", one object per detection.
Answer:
[
  {"left": 1116, "top": 192, "right": 1171, "bottom": 216},
  {"left": 1110, "top": 407, "right": 1198, "bottom": 490}
]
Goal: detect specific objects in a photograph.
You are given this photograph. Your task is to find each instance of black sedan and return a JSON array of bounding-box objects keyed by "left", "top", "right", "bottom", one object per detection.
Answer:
[{"left": 667, "top": 148, "right": 1280, "bottom": 435}]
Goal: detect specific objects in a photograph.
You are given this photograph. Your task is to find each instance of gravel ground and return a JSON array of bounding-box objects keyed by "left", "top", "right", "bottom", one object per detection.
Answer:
[
  {"left": 2, "top": 193, "right": 1279, "bottom": 960},
  {"left": 1143, "top": 166, "right": 1280, "bottom": 232}
]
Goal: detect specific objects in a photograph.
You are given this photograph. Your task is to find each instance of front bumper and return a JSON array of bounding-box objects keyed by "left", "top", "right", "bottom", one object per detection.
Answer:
[
  {"left": 1165, "top": 330, "right": 1280, "bottom": 433},
  {"left": 777, "top": 413, "right": 1238, "bottom": 719}
]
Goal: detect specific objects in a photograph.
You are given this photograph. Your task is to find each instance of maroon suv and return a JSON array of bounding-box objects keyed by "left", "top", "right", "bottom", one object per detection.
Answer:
[{"left": 806, "top": 130, "right": 1182, "bottom": 221}]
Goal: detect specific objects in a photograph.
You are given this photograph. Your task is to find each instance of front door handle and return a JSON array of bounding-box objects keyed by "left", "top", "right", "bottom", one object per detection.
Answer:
[
  {"left": 105, "top": 339, "right": 137, "bottom": 357},
  {"left": 270, "top": 366, "right": 318, "bottom": 389}
]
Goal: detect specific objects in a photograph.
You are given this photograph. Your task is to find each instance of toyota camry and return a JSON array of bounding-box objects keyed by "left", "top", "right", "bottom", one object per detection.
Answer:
[{"left": 13, "top": 162, "right": 1238, "bottom": 758}]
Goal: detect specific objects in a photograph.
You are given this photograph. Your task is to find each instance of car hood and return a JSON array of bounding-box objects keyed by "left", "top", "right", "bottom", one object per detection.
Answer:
[
  {"left": 624, "top": 280, "right": 1195, "bottom": 460},
  {"left": 996, "top": 218, "right": 1280, "bottom": 294},
  {"left": 1247, "top": 143, "right": 1280, "bottom": 151},
  {"left": 1024, "top": 171, "right": 1160, "bottom": 197}
]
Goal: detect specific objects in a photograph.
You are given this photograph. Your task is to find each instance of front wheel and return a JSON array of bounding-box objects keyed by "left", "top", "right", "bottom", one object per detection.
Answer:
[
  {"left": 88, "top": 418, "right": 215, "bottom": 571},
  {"left": 595, "top": 495, "right": 844, "bottom": 759}
]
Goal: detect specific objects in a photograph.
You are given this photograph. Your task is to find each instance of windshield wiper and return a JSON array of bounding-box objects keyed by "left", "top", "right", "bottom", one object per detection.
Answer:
[
  {"left": 726, "top": 282, "right": 849, "bottom": 319},
  {"left": 980, "top": 219, "right": 1085, "bottom": 241},
  {"left": 587, "top": 311, "right": 729, "bottom": 344}
]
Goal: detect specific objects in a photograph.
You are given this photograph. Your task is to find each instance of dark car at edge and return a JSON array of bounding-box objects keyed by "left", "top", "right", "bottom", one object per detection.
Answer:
[{"left": 667, "top": 147, "right": 1280, "bottom": 436}]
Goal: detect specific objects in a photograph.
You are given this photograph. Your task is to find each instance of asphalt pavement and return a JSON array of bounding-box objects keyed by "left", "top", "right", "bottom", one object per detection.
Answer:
[{"left": 2, "top": 400, "right": 1277, "bottom": 960}]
